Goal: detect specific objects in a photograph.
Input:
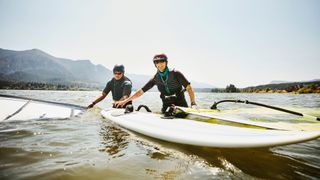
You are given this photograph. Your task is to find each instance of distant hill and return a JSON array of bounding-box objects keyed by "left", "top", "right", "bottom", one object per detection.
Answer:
[
  {"left": 0, "top": 48, "right": 214, "bottom": 90},
  {"left": 270, "top": 79, "right": 320, "bottom": 84},
  {"left": 0, "top": 48, "right": 112, "bottom": 86},
  {"left": 242, "top": 80, "right": 320, "bottom": 93},
  {"left": 269, "top": 80, "right": 291, "bottom": 84}
]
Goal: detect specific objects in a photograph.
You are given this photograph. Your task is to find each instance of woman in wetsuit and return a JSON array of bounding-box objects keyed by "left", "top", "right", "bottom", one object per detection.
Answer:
[{"left": 114, "top": 54, "right": 197, "bottom": 113}]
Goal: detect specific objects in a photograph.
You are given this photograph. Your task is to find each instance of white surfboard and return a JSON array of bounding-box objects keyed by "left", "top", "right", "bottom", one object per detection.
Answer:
[
  {"left": 0, "top": 96, "right": 84, "bottom": 121},
  {"left": 101, "top": 108, "right": 320, "bottom": 148},
  {"left": 176, "top": 106, "right": 320, "bottom": 131}
]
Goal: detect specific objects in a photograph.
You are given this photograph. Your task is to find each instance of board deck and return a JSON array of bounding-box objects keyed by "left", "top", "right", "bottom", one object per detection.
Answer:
[
  {"left": 176, "top": 106, "right": 320, "bottom": 131},
  {"left": 101, "top": 108, "right": 320, "bottom": 148}
]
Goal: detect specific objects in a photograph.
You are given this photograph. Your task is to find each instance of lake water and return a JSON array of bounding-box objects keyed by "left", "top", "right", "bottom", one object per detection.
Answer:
[{"left": 0, "top": 90, "right": 319, "bottom": 179}]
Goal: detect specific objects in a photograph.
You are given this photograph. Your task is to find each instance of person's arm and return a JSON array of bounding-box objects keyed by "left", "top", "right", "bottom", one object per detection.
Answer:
[
  {"left": 88, "top": 81, "right": 111, "bottom": 108},
  {"left": 87, "top": 91, "right": 108, "bottom": 108},
  {"left": 119, "top": 95, "right": 128, "bottom": 101},
  {"left": 186, "top": 84, "right": 198, "bottom": 109},
  {"left": 115, "top": 89, "right": 144, "bottom": 107},
  {"left": 119, "top": 80, "right": 132, "bottom": 101}
]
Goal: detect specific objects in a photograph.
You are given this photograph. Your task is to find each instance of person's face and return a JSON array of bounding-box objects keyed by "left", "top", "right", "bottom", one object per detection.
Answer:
[
  {"left": 114, "top": 71, "right": 123, "bottom": 80},
  {"left": 154, "top": 60, "right": 167, "bottom": 72}
]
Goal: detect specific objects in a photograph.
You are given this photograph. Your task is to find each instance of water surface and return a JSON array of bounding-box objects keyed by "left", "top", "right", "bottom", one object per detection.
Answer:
[{"left": 0, "top": 90, "right": 319, "bottom": 179}]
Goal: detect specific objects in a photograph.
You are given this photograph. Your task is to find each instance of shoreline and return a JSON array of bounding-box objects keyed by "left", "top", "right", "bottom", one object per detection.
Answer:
[
  {"left": 1, "top": 80, "right": 319, "bottom": 94},
  {"left": 1, "top": 88, "right": 319, "bottom": 94}
]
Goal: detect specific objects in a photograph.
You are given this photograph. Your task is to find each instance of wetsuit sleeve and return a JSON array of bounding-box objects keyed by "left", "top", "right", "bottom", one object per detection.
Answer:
[
  {"left": 122, "top": 80, "right": 132, "bottom": 97},
  {"left": 175, "top": 70, "right": 190, "bottom": 88},
  {"left": 103, "top": 81, "right": 112, "bottom": 94},
  {"left": 141, "top": 76, "right": 156, "bottom": 92}
]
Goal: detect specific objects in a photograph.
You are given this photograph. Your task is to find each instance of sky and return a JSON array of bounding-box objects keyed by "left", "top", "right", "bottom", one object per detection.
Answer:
[{"left": 0, "top": 0, "right": 319, "bottom": 88}]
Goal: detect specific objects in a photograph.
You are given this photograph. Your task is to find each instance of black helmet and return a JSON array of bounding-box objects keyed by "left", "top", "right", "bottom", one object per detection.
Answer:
[
  {"left": 153, "top": 54, "right": 168, "bottom": 63},
  {"left": 113, "top": 64, "right": 125, "bottom": 73}
]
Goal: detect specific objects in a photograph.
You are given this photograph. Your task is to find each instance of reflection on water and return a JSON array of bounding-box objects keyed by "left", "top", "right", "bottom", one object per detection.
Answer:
[
  {"left": 99, "top": 122, "right": 129, "bottom": 157},
  {"left": 147, "top": 151, "right": 169, "bottom": 160},
  {"left": 183, "top": 146, "right": 320, "bottom": 179},
  {"left": 0, "top": 90, "right": 319, "bottom": 179},
  {"left": 121, "top": 129, "right": 320, "bottom": 179}
]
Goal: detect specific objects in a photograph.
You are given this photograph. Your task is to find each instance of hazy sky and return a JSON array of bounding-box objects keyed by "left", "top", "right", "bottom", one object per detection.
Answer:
[{"left": 0, "top": 0, "right": 319, "bottom": 87}]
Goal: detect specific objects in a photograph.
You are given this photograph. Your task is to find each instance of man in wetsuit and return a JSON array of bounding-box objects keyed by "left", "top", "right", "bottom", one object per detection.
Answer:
[
  {"left": 114, "top": 54, "right": 197, "bottom": 114},
  {"left": 87, "top": 64, "right": 132, "bottom": 109}
]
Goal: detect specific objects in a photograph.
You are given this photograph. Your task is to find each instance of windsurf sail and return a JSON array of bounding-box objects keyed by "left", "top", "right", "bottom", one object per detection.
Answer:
[{"left": 0, "top": 94, "right": 85, "bottom": 121}]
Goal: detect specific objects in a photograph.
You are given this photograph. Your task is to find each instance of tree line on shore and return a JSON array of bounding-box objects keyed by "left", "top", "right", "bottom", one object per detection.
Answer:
[
  {"left": 0, "top": 81, "right": 102, "bottom": 91},
  {"left": 210, "top": 81, "right": 320, "bottom": 94},
  {"left": 1, "top": 80, "right": 320, "bottom": 93}
]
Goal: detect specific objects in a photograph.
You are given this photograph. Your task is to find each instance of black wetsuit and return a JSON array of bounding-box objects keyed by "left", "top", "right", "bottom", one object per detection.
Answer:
[
  {"left": 103, "top": 76, "right": 132, "bottom": 107},
  {"left": 142, "top": 69, "right": 190, "bottom": 113}
]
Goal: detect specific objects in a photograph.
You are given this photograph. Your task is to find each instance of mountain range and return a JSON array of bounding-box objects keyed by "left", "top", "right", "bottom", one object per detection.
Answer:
[
  {"left": 269, "top": 79, "right": 320, "bottom": 84},
  {"left": 0, "top": 48, "right": 214, "bottom": 89}
]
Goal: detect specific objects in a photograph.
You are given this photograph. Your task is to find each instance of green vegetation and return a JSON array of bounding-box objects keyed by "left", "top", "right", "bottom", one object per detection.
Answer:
[
  {"left": 225, "top": 84, "right": 240, "bottom": 93},
  {"left": 0, "top": 80, "right": 103, "bottom": 91},
  {"left": 210, "top": 84, "right": 240, "bottom": 93},
  {"left": 209, "top": 81, "right": 320, "bottom": 94},
  {"left": 296, "top": 84, "right": 320, "bottom": 94},
  {"left": 241, "top": 81, "right": 320, "bottom": 94},
  {"left": 1, "top": 80, "right": 320, "bottom": 94},
  {"left": 211, "top": 88, "right": 225, "bottom": 93}
]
